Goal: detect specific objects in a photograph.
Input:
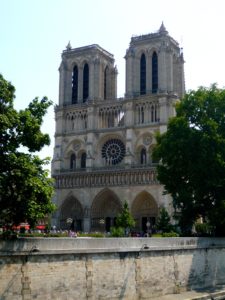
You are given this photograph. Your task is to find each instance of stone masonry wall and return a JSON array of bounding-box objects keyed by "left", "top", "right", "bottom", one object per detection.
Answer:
[{"left": 0, "top": 238, "right": 225, "bottom": 300}]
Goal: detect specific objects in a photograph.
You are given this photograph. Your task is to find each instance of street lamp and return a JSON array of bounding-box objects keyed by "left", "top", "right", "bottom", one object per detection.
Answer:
[
  {"left": 66, "top": 218, "right": 73, "bottom": 230},
  {"left": 99, "top": 218, "right": 105, "bottom": 232},
  {"left": 146, "top": 219, "right": 151, "bottom": 237}
]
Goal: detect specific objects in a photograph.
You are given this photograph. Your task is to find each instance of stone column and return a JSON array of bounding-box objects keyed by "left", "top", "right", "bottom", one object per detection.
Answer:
[
  {"left": 125, "top": 129, "right": 134, "bottom": 166},
  {"left": 21, "top": 263, "right": 31, "bottom": 300},
  {"left": 94, "top": 59, "right": 100, "bottom": 99},
  {"left": 124, "top": 101, "right": 134, "bottom": 126},
  {"left": 167, "top": 50, "right": 173, "bottom": 92},
  {"left": 58, "top": 62, "right": 65, "bottom": 106},
  {"left": 158, "top": 46, "right": 167, "bottom": 93},
  {"left": 158, "top": 97, "right": 168, "bottom": 124},
  {"left": 86, "top": 132, "right": 95, "bottom": 169},
  {"left": 64, "top": 67, "right": 72, "bottom": 105},
  {"left": 125, "top": 51, "right": 133, "bottom": 97},
  {"left": 83, "top": 206, "right": 91, "bottom": 232},
  {"left": 178, "top": 53, "right": 185, "bottom": 98},
  {"left": 111, "top": 66, "right": 118, "bottom": 99}
]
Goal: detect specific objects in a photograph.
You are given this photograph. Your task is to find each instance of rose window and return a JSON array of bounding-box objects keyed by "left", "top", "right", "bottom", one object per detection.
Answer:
[{"left": 101, "top": 139, "right": 125, "bottom": 165}]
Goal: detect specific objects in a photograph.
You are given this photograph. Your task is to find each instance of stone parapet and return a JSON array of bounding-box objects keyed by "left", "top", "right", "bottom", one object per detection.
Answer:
[
  {"left": 0, "top": 238, "right": 225, "bottom": 300},
  {"left": 1, "top": 237, "right": 225, "bottom": 255}
]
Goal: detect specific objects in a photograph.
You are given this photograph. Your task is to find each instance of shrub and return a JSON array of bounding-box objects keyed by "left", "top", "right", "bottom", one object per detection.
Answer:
[
  {"left": 110, "top": 226, "right": 125, "bottom": 237},
  {"left": 195, "top": 223, "right": 213, "bottom": 237},
  {"left": 162, "top": 231, "right": 179, "bottom": 237}
]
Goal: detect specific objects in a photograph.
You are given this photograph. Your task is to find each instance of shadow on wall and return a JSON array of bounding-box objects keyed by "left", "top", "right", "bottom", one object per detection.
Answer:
[{"left": 186, "top": 238, "right": 225, "bottom": 293}]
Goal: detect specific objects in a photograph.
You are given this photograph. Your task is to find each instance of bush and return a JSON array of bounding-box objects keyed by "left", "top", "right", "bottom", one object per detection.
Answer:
[
  {"left": 162, "top": 231, "right": 179, "bottom": 237},
  {"left": 110, "top": 226, "right": 125, "bottom": 237},
  {"left": 195, "top": 223, "right": 213, "bottom": 237},
  {"left": 0, "top": 230, "right": 18, "bottom": 240},
  {"left": 152, "top": 233, "right": 163, "bottom": 237}
]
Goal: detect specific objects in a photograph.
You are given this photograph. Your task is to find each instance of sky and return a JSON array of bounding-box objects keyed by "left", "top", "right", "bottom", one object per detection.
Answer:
[{"left": 1, "top": 0, "right": 225, "bottom": 171}]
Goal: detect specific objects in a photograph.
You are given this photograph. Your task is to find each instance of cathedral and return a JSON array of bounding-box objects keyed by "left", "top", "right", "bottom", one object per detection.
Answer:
[{"left": 51, "top": 23, "right": 185, "bottom": 233}]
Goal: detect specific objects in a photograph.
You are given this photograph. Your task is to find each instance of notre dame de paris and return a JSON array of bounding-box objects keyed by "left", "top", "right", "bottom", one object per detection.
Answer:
[{"left": 51, "top": 23, "right": 185, "bottom": 233}]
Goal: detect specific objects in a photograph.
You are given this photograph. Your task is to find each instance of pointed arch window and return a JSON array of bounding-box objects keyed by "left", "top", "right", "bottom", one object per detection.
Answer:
[
  {"left": 81, "top": 152, "right": 86, "bottom": 169},
  {"left": 70, "top": 153, "right": 76, "bottom": 170},
  {"left": 104, "top": 67, "right": 108, "bottom": 100},
  {"left": 140, "top": 148, "right": 147, "bottom": 165},
  {"left": 152, "top": 52, "right": 158, "bottom": 93},
  {"left": 140, "top": 53, "right": 146, "bottom": 95},
  {"left": 72, "top": 65, "right": 78, "bottom": 104},
  {"left": 83, "top": 63, "right": 89, "bottom": 102}
]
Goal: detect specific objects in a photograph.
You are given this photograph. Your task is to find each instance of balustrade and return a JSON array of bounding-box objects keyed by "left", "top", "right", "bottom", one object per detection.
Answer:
[{"left": 53, "top": 167, "right": 158, "bottom": 189}]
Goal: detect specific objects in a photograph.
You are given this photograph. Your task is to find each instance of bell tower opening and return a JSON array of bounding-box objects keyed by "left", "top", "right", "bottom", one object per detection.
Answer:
[
  {"left": 72, "top": 65, "right": 78, "bottom": 104},
  {"left": 140, "top": 53, "right": 146, "bottom": 95},
  {"left": 152, "top": 52, "right": 158, "bottom": 93},
  {"left": 83, "top": 63, "right": 89, "bottom": 102}
]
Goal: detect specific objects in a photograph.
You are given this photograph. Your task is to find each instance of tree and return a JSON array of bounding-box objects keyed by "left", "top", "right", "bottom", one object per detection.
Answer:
[
  {"left": 153, "top": 84, "right": 225, "bottom": 236},
  {"left": 156, "top": 207, "right": 173, "bottom": 233},
  {"left": 0, "top": 74, "right": 55, "bottom": 229},
  {"left": 115, "top": 201, "right": 135, "bottom": 234}
]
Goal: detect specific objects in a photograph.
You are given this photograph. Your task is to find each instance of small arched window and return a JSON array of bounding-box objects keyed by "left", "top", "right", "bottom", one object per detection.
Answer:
[
  {"left": 140, "top": 148, "right": 147, "bottom": 165},
  {"left": 152, "top": 52, "right": 158, "bottom": 93},
  {"left": 72, "top": 65, "right": 78, "bottom": 104},
  {"left": 83, "top": 63, "right": 89, "bottom": 102},
  {"left": 81, "top": 152, "right": 86, "bottom": 169},
  {"left": 70, "top": 153, "right": 76, "bottom": 170},
  {"left": 140, "top": 54, "right": 146, "bottom": 95}
]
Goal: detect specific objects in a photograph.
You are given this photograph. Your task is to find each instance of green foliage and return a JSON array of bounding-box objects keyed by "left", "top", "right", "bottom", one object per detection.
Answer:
[
  {"left": 156, "top": 207, "right": 173, "bottom": 233},
  {"left": 110, "top": 226, "right": 125, "bottom": 237},
  {"left": 115, "top": 201, "right": 135, "bottom": 231},
  {"left": 151, "top": 233, "right": 163, "bottom": 237},
  {"left": 195, "top": 223, "right": 213, "bottom": 237},
  {"left": 153, "top": 84, "right": 225, "bottom": 236},
  {"left": 162, "top": 232, "right": 179, "bottom": 237},
  {"left": 0, "top": 74, "right": 56, "bottom": 229}
]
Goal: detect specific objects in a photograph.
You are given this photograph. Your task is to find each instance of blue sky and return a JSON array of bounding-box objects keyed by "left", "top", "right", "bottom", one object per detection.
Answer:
[{"left": 1, "top": 0, "right": 225, "bottom": 170}]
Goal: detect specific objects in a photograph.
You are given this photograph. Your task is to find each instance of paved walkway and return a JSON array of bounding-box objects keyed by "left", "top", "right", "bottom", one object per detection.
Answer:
[{"left": 151, "top": 289, "right": 225, "bottom": 300}]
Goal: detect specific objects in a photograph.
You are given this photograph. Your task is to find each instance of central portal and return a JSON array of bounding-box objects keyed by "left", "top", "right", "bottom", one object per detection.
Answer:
[{"left": 91, "top": 189, "right": 122, "bottom": 232}]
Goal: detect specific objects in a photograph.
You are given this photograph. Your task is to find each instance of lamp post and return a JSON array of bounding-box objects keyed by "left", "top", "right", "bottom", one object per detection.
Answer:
[
  {"left": 99, "top": 218, "right": 105, "bottom": 232},
  {"left": 66, "top": 218, "right": 73, "bottom": 230},
  {"left": 146, "top": 219, "right": 151, "bottom": 237}
]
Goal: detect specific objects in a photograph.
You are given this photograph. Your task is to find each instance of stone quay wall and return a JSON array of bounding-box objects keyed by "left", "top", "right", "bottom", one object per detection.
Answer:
[{"left": 0, "top": 237, "right": 225, "bottom": 300}]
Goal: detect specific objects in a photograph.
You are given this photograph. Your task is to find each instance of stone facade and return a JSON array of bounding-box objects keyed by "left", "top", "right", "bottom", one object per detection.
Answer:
[
  {"left": 0, "top": 238, "right": 225, "bottom": 300},
  {"left": 51, "top": 24, "right": 185, "bottom": 232}
]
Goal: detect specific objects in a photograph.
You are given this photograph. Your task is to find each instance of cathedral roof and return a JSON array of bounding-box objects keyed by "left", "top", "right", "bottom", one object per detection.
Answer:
[
  {"left": 129, "top": 23, "right": 178, "bottom": 47},
  {"left": 63, "top": 44, "right": 114, "bottom": 59}
]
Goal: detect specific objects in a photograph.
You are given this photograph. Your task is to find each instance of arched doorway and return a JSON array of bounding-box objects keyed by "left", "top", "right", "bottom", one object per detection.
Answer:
[
  {"left": 131, "top": 191, "right": 158, "bottom": 233},
  {"left": 91, "top": 189, "right": 122, "bottom": 232},
  {"left": 59, "top": 196, "right": 83, "bottom": 231}
]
